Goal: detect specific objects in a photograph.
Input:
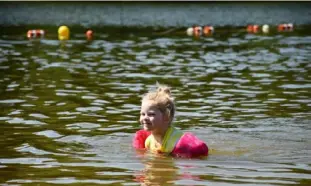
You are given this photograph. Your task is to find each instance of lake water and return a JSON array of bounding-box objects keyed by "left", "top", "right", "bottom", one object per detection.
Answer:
[{"left": 0, "top": 2, "right": 311, "bottom": 186}]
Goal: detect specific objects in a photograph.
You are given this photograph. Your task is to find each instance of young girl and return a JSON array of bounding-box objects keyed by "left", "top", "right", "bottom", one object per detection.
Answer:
[{"left": 133, "top": 84, "right": 208, "bottom": 158}]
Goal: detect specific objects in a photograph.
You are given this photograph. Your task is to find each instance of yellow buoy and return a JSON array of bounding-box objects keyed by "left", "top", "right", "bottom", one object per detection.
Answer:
[{"left": 58, "top": 25, "right": 70, "bottom": 40}]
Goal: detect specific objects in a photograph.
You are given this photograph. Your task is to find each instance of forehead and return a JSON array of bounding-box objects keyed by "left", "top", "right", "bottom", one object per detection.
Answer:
[{"left": 141, "top": 100, "right": 158, "bottom": 110}]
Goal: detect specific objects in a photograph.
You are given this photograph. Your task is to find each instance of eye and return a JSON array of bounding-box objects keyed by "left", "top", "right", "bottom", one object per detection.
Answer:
[{"left": 149, "top": 113, "right": 155, "bottom": 116}]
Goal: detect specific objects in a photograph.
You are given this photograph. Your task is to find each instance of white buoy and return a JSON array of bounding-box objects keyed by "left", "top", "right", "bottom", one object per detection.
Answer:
[
  {"left": 186, "top": 27, "right": 194, "bottom": 36},
  {"left": 262, "top": 24, "right": 269, "bottom": 34},
  {"left": 287, "top": 23, "right": 294, "bottom": 31},
  {"left": 209, "top": 26, "right": 214, "bottom": 34}
]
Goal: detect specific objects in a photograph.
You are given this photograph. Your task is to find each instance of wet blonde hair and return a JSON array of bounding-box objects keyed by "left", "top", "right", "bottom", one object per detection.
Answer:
[{"left": 142, "top": 83, "right": 175, "bottom": 124}]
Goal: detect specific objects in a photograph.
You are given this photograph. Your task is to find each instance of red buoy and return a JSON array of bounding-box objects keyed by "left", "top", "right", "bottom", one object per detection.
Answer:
[
  {"left": 27, "top": 30, "right": 45, "bottom": 38},
  {"left": 203, "top": 25, "right": 214, "bottom": 36},
  {"left": 86, "top": 29, "right": 93, "bottom": 40},
  {"left": 247, "top": 25, "right": 259, "bottom": 33}
]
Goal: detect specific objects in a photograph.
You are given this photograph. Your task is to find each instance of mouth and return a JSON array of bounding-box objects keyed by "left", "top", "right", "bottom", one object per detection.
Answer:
[{"left": 143, "top": 123, "right": 152, "bottom": 129}]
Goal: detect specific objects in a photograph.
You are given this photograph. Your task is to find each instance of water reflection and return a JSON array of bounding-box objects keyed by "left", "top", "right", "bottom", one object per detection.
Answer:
[
  {"left": 135, "top": 153, "right": 179, "bottom": 186},
  {"left": 135, "top": 150, "right": 213, "bottom": 186}
]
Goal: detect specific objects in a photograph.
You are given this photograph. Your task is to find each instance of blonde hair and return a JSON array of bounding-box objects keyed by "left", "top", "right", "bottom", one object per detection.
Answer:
[{"left": 142, "top": 83, "right": 175, "bottom": 124}]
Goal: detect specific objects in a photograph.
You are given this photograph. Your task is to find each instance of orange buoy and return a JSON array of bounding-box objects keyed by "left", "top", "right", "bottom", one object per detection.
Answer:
[
  {"left": 86, "top": 29, "right": 93, "bottom": 40},
  {"left": 253, "top": 25, "right": 259, "bottom": 33},
  {"left": 27, "top": 30, "right": 45, "bottom": 38},
  {"left": 203, "top": 25, "right": 214, "bottom": 36},
  {"left": 247, "top": 25, "right": 253, "bottom": 33},
  {"left": 278, "top": 24, "right": 286, "bottom": 32},
  {"left": 247, "top": 25, "right": 259, "bottom": 33},
  {"left": 278, "top": 23, "right": 294, "bottom": 32}
]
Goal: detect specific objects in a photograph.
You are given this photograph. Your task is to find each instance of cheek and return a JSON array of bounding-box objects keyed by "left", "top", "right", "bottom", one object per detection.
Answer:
[
  {"left": 152, "top": 116, "right": 161, "bottom": 123},
  {"left": 147, "top": 116, "right": 155, "bottom": 123}
]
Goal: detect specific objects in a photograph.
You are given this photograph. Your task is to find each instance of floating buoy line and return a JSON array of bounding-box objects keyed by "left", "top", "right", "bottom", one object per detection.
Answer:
[{"left": 26, "top": 23, "right": 295, "bottom": 40}]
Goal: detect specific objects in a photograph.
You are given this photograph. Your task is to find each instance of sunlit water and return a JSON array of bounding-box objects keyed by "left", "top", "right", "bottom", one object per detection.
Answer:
[{"left": 1, "top": 2, "right": 311, "bottom": 186}]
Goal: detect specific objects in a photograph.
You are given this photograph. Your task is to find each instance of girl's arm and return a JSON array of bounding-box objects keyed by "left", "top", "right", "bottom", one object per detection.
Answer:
[
  {"left": 133, "top": 129, "right": 151, "bottom": 149},
  {"left": 171, "top": 132, "right": 209, "bottom": 158}
]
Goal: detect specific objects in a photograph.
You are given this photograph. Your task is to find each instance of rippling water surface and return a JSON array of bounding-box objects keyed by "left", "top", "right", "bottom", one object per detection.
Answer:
[{"left": 1, "top": 2, "right": 311, "bottom": 186}]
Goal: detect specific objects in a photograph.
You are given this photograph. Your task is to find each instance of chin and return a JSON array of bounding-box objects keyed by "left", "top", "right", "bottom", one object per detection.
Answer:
[
  {"left": 143, "top": 127, "right": 151, "bottom": 131},
  {"left": 143, "top": 125, "right": 152, "bottom": 131}
]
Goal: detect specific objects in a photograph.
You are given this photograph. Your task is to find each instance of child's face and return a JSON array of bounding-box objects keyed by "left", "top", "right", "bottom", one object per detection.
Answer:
[{"left": 140, "top": 100, "right": 168, "bottom": 134}]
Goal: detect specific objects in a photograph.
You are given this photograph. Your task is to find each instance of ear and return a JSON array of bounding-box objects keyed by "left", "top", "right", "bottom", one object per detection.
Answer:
[{"left": 163, "top": 113, "right": 170, "bottom": 123}]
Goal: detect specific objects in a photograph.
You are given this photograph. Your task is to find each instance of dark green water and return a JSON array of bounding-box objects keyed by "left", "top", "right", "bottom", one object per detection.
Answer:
[{"left": 0, "top": 2, "right": 311, "bottom": 186}]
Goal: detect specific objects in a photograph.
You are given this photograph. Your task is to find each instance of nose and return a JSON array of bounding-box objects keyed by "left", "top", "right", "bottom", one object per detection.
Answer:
[
  {"left": 143, "top": 115, "right": 149, "bottom": 120},
  {"left": 141, "top": 114, "right": 150, "bottom": 121}
]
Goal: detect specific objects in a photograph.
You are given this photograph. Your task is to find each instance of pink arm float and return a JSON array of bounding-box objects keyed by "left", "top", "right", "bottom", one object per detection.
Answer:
[{"left": 133, "top": 129, "right": 208, "bottom": 158}]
